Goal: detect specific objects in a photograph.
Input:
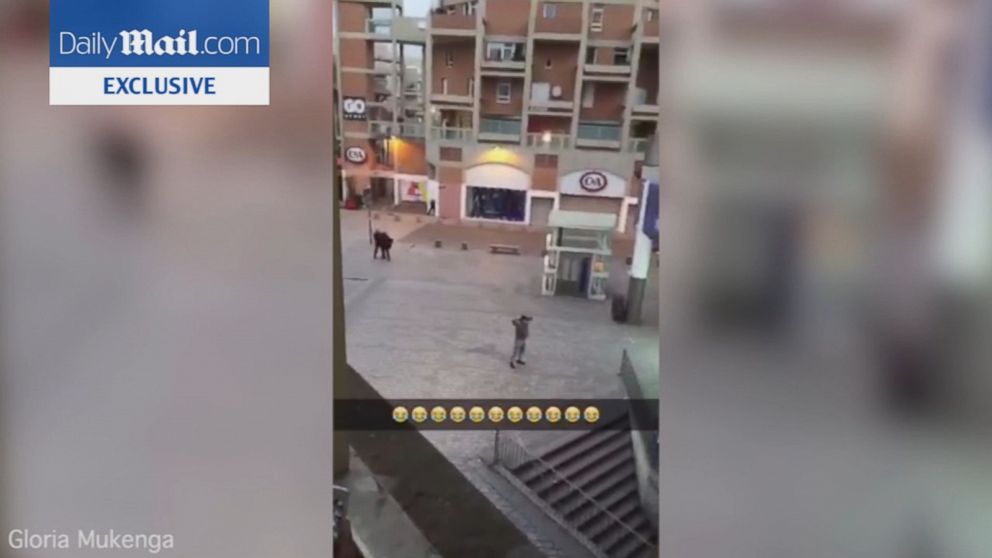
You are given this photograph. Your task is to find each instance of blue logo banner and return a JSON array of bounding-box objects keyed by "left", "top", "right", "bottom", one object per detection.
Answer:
[{"left": 50, "top": 0, "right": 269, "bottom": 105}]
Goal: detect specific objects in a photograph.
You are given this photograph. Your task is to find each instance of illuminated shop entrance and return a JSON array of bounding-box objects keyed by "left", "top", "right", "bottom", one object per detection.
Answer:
[{"left": 465, "top": 186, "right": 526, "bottom": 222}]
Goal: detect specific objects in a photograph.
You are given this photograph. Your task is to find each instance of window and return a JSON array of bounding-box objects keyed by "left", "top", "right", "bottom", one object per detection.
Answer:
[
  {"left": 444, "top": 50, "right": 454, "bottom": 67},
  {"left": 582, "top": 83, "right": 595, "bottom": 108},
  {"left": 468, "top": 78, "right": 475, "bottom": 97},
  {"left": 496, "top": 81, "right": 512, "bottom": 103},
  {"left": 441, "top": 78, "right": 448, "bottom": 95},
  {"left": 542, "top": 3, "right": 557, "bottom": 18},
  {"left": 440, "top": 147, "right": 462, "bottom": 162},
  {"left": 535, "top": 154, "right": 558, "bottom": 168},
  {"left": 613, "top": 47, "right": 630, "bottom": 65},
  {"left": 590, "top": 6, "right": 604, "bottom": 31},
  {"left": 585, "top": 47, "right": 597, "bottom": 64},
  {"left": 646, "top": 8, "right": 658, "bottom": 22},
  {"left": 486, "top": 42, "right": 522, "bottom": 62}
]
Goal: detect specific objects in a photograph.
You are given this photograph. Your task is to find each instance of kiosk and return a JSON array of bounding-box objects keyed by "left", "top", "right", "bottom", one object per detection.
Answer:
[{"left": 542, "top": 210, "right": 616, "bottom": 301}]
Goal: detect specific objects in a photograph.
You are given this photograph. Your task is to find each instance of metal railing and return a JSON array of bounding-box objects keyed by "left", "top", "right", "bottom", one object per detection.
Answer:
[
  {"left": 525, "top": 133, "right": 572, "bottom": 150},
  {"left": 480, "top": 118, "right": 522, "bottom": 136},
  {"left": 619, "top": 349, "right": 659, "bottom": 466},
  {"left": 577, "top": 123, "right": 622, "bottom": 141},
  {"left": 431, "top": 127, "right": 474, "bottom": 142},
  {"left": 397, "top": 122, "right": 425, "bottom": 138},
  {"left": 493, "top": 432, "right": 656, "bottom": 558}
]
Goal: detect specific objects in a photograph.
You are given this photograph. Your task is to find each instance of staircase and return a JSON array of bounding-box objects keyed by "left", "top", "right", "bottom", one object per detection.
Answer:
[{"left": 500, "top": 415, "right": 658, "bottom": 558}]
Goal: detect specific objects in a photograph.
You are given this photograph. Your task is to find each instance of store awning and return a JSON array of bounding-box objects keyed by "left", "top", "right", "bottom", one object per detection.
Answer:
[{"left": 548, "top": 210, "right": 617, "bottom": 231}]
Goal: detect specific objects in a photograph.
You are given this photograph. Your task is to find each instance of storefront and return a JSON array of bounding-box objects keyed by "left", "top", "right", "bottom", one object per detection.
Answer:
[
  {"left": 542, "top": 210, "right": 617, "bottom": 301},
  {"left": 558, "top": 169, "right": 635, "bottom": 233},
  {"left": 461, "top": 163, "right": 532, "bottom": 224}
]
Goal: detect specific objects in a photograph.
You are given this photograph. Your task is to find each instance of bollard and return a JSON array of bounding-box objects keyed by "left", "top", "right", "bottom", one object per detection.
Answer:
[
  {"left": 394, "top": 215, "right": 401, "bottom": 222},
  {"left": 461, "top": 242, "right": 468, "bottom": 251},
  {"left": 434, "top": 240, "right": 442, "bottom": 248}
]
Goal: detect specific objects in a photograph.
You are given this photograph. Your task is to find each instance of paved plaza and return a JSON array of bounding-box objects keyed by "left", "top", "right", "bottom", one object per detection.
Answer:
[{"left": 340, "top": 209, "right": 659, "bottom": 557}]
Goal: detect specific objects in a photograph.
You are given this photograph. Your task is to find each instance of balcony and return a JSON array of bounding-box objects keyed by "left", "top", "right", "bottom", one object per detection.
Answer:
[
  {"left": 394, "top": 17, "right": 427, "bottom": 43},
  {"left": 576, "top": 123, "right": 622, "bottom": 149},
  {"left": 481, "top": 58, "right": 526, "bottom": 72},
  {"left": 583, "top": 62, "right": 633, "bottom": 77},
  {"left": 525, "top": 133, "right": 573, "bottom": 151},
  {"left": 365, "top": 18, "right": 392, "bottom": 37},
  {"left": 430, "top": 127, "right": 474, "bottom": 142},
  {"left": 478, "top": 118, "right": 522, "bottom": 143},
  {"left": 528, "top": 99, "right": 574, "bottom": 114},
  {"left": 429, "top": 91, "right": 473, "bottom": 105},
  {"left": 396, "top": 122, "right": 425, "bottom": 138},
  {"left": 430, "top": 13, "right": 476, "bottom": 35}
]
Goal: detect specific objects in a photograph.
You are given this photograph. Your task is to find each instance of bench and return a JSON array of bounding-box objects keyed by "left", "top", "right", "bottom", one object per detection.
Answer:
[{"left": 489, "top": 244, "right": 521, "bottom": 255}]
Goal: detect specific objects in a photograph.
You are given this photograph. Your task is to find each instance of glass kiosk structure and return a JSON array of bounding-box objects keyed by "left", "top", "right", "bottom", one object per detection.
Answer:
[{"left": 542, "top": 210, "right": 616, "bottom": 301}]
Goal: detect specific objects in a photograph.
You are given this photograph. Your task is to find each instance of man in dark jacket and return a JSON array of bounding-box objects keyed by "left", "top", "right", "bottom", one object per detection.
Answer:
[{"left": 510, "top": 315, "right": 532, "bottom": 368}]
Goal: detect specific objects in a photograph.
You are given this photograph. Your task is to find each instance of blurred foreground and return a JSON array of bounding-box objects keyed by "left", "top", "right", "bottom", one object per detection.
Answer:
[{"left": 657, "top": 1, "right": 991, "bottom": 557}]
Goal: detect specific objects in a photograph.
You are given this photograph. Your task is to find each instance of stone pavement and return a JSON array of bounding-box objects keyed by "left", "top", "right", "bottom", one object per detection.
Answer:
[{"left": 339, "top": 210, "right": 658, "bottom": 557}]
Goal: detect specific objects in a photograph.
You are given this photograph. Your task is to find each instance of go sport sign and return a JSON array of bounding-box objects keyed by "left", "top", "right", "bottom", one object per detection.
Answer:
[
  {"left": 342, "top": 97, "right": 368, "bottom": 120},
  {"left": 50, "top": 0, "right": 269, "bottom": 105}
]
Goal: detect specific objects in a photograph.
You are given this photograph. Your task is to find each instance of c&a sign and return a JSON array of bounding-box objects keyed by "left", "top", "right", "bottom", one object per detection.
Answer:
[{"left": 560, "top": 169, "right": 627, "bottom": 198}]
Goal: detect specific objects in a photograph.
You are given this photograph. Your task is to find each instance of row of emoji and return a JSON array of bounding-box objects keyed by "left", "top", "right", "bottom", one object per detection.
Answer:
[{"left": 393, "top": 405, "right": 601, "bottom": 424}]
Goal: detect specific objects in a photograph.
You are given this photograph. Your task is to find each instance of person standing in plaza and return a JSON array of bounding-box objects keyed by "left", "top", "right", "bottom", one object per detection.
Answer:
[{"left": 510, "top": 315, "right": 532, "bottom": 369}]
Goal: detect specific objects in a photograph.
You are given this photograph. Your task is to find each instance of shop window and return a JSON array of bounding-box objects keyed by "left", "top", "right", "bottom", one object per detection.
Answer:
[
  {"left": 535, "top": 154, "right": 558, "bottom": 168},
  {"left": 466, "top": 186, "right": 527, "bottom": 222},
  {"left": 440, "top": 147, "right": 462, "bottom": 162}
]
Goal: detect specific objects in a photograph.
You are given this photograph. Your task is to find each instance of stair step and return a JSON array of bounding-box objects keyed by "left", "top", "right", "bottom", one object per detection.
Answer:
[
  {"left": 577, "top": 498, "right": 642, "bottom": 540},
  {"left": 545, "top": 459, "right": 635, "bottom": 508},
  {"left": 512, "top": 426, "right": 625, "bottom": 480},
  {"left": 599, "top": 527, "right": 651, "bottom": 558},
  {"left": 541, "top": 420, "right": 628, "bottom": 469},
  {"left": 526, "top": 434, "right": 632, "bottom": 493},
  {"left": 609, "top": 534, "right": 655, "bottom": 558},
  {"left": 565, "top": 480, "right": 638, "bottom": 523}
]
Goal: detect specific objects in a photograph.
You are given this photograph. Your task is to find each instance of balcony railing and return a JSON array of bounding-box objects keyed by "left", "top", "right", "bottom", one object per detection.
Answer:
[
  {"left": 397, "top": 123, "right": 425, "bottom": 138},
  {"left": 366, "top": 19, "right": 391, "bottom": 35},
  {"left": 480, "top": 118, "right": 522, "bottom": 137},
  {"left": 577, "top": 123, "right": 622, "bottom": 141},
  {"left": 430, "top": 12, "right": 476, "bottom": 31},
  {"left": 525, "top": 133, "right": 572, "bottom": 151},
  {"left": 431, "top": 127, "right": 474, "bottom": 142}
]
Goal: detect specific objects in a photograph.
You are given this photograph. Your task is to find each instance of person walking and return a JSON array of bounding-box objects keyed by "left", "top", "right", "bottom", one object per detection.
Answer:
[
  {"left": 509, "top": 315, "right": 532, "bottom": 369},
  {"left": 372, "top": 230, "right": 384, "bottom": 260},
  {"left": 381, "top": 231, "right": 393, "bottom": 261}
]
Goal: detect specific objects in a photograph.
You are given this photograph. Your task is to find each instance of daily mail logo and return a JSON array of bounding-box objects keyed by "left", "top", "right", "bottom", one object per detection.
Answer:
[{"left": 50, "top": 0, "right": 270, "bottom": 105}]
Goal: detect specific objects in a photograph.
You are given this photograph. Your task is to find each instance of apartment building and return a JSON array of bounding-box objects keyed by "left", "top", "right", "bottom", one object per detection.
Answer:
[
  {"left": 335, "top": 0, "right": 660, "bottom": 231},
  {"left": 335, "top": 0, "right": 430, "bottom": 205}
]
